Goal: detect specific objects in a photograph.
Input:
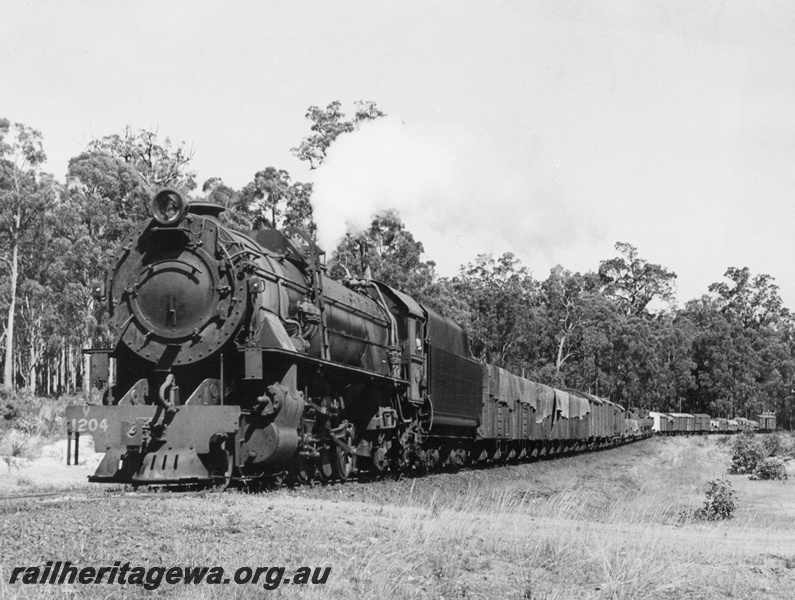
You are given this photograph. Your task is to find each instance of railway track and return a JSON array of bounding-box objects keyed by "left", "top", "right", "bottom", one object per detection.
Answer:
[
  {"left": 0, "top": 487, "right": 225, "bottom": 504},
  {"left": 2, "top": 434, "right": 655, "bottom": 504}
]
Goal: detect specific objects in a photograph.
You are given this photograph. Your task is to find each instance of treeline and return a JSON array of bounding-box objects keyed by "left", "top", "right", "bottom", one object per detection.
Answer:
[{"left": 1, "top": 104, "right": 793, "bottom": 428}]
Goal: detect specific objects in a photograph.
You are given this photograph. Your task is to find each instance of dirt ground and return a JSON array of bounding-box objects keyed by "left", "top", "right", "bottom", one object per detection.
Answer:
[{"left": 0, "top": 435, "right": 103, "bottom": 494}]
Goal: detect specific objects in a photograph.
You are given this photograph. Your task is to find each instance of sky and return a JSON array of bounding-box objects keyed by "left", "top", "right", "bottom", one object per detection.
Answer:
[{"left": 3, "top": 1, "right": 795, "bottom": 308}]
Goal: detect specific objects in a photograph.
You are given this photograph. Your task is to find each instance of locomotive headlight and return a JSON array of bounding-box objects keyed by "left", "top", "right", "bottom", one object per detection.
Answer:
[{"left": 151, "top": 188, "right": 188, "bottom": 225}]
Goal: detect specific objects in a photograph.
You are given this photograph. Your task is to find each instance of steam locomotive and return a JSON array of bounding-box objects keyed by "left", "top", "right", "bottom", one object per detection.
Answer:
[{"left": 66, "top": 188, "right": 655, "bottom": 488}]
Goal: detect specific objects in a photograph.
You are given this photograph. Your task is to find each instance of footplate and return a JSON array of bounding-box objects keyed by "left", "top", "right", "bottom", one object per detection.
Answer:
[{"left": 66, "top": 405, "right": 240, "bottom": 483}]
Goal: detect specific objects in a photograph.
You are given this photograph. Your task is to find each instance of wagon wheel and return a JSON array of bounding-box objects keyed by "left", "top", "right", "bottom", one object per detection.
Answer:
[
  {"left": 333, "top": 439, "right": 354, "bottom": 482},
  {"left": 371, "top": 446, "right": 388, "bottom": 473},
  {"left": 404, "top": 447, "right": 425, "bottom": 476},
  {"left": 208, "top": 434, "right": 234, "bottom": 491},
  {"left": 288, "top": 456, "right": 315, "bottom": 486},
  {"left": 318, "top": 447, "right": 336, "bottom": 483},
  {"left": 425, "top": 447, "right": 441, "bottom": 472}
]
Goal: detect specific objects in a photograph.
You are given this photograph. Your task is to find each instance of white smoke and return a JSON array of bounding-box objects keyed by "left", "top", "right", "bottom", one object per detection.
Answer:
[{"left": 310, "top": 116, "right": 601, "bottom": 277}]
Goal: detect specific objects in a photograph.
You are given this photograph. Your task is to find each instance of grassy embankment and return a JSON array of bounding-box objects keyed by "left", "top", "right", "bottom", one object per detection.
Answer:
[{"left": 2, "top": 416, "right": 795, "bottom": 599}]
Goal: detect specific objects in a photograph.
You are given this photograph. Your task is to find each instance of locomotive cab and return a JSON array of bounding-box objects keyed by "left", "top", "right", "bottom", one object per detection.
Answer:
[{"left": 365, "top": 282, "right": 426, "bottom": 404}]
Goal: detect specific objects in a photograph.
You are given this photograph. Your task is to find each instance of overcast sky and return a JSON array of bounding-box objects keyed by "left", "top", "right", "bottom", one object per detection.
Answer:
[{"left": 4, "top": 1, "right": 795, "bottom": 308}]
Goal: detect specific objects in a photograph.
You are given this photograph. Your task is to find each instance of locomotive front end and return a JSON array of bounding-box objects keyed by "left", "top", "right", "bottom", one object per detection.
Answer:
[
  {"left": 67, "top": 189, "right": 260, "bottom": 486},
  {"left": 68, "top": 186, "right": 421, "bottom": 488},
  {"left": 111, "top": 188, "right": 248, "bottom": 369}
]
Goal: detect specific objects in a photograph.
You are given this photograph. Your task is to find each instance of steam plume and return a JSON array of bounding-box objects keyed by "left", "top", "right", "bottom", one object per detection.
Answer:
[{"left": 310, "top": 116, "right": 600, "bottom": 277}]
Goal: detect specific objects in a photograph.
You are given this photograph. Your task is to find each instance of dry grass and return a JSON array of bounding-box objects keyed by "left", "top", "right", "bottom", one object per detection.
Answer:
[{"left": 1, "top": 435, "right": 794, "bottom": 599}]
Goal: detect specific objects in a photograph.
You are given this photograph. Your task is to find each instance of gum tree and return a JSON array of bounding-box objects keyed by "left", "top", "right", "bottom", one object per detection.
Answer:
[{"left": 0, "top": 119, "right": 55, "bottom": 390}]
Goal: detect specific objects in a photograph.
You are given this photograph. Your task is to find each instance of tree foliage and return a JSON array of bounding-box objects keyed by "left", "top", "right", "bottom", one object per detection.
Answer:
[
  {"left": 328, "top": 210, "right": 435, "bottom": 298},
  {"left": 202, "top": 177, "right": 253, "bottom": 230},
  {"left": 0, "top": 120, "right": 56, "bottom": 390},
  {"left": 433, "top": 253, "right": 536, "bottom": 370},
  {"left": 291, "top": 100, "right": 385, "bottom": 168},
  {"left": 86, "top": 125, "right": 196, "bottom": 192},
  {"left": 709, "top": 266, "right": 790, "bottom": 328},
  {"left": 599, "top": 242, "right": 677, "bottom": 315},
  {"left": 684, "top": 268, "right": 795, "bottom": 425},
  {"left": 0, "top": 123, "right": 197, "bottom": 393}
]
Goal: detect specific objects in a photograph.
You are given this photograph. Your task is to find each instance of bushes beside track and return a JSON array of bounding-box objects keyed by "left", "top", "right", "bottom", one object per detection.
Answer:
[
  {"left": 695, "top": 478, "right": 736, "bottom": 521},
  {"left": 1, "top": 391, "right": 78, "bottom": 460},
  {"left": 729, "top": 432, "right": 793, "bottom": 480}
]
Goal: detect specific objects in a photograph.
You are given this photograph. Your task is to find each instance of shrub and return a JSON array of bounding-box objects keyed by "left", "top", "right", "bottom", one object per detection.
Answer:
[
  {"left": 729, "top": 433, "right": 766, "bottom": 475},
  {"left": 762, "top": 433, "right": 784, "bottom": 457},
  {"left": 695, "top": 478, "right": 736, "bottom": 521},
  {"left": 0, "top": 429, "right": 36, "bottom": 460},
  {"left": 2, "top": 402, "right": 19, "bottom": 421},
  {"left": 13, "top": 415, "right": 42, "bottom": 435},
  {"left": 751, "top": 457, "right": 788, "bottom": 481},
  {"left": 0, "top": 391, "right": 68, "bottom": 438},
  {"left": 763, "top": 433, "right": 795, "bottom": 459},
  {"left": 10, "top": 436, "right": 28, "bottom": 457}
]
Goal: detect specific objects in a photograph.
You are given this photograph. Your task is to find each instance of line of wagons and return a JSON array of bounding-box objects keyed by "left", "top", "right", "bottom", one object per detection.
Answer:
[
  {"left": 472, "top": 365, "right": 655, "bottom": 460},
  {"left": 649, "top": 411, "right": 777, "bottom": 435},
  {"left": 474, "top": 365, "right": 776, "bottom": 461}
]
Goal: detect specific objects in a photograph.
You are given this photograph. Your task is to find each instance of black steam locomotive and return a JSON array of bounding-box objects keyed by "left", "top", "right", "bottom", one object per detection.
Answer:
[{"left": 67, "top": 188, "right": 650, "bottom": 488}]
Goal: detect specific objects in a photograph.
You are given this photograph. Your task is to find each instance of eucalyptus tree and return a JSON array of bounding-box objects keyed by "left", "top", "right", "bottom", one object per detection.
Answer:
[
  {"left": 688, "top": 267, "right": 795, "bottom": 424},
  {"left": 537, "top": 267, "right": 602, "bottom": 377},
  {"left": 238, "top": 167, "right": 292, "bottom": 229},
  {"left": 437, "top": 253, "right": 536, "bottom": 371},
  {"left": 86, "top": 125, "right": 196, "bottom": 192},
  {"left": 51, "top": 128, "right": 198, "bottom": 393},
  {"left": 599, "top": 242, "right": 677, "bottom": 316},
  {"left": 0, "top": 119, "right": 56, "bottom": 390},
  {"left": 201, "top": 177, "right": 252, "bottom": 230},
  {"left": 328, "top": 210, "right": 436, "bottom": 298},
  {"left": 291, "top": 100, "right": 385, "bottom": 169}
]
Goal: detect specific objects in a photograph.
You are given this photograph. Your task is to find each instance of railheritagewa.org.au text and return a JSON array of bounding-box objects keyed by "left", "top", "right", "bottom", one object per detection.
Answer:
[{"left": 8, "top": 561, "right": 331, "bottom": 591}]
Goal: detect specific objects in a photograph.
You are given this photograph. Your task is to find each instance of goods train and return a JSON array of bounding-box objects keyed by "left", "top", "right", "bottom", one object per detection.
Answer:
[
  {"left": 649, "top": 412, "right": 775, "bottom": 435},
  {"left": 65, "top": 189, "right": 774, "bottom": 488}
]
